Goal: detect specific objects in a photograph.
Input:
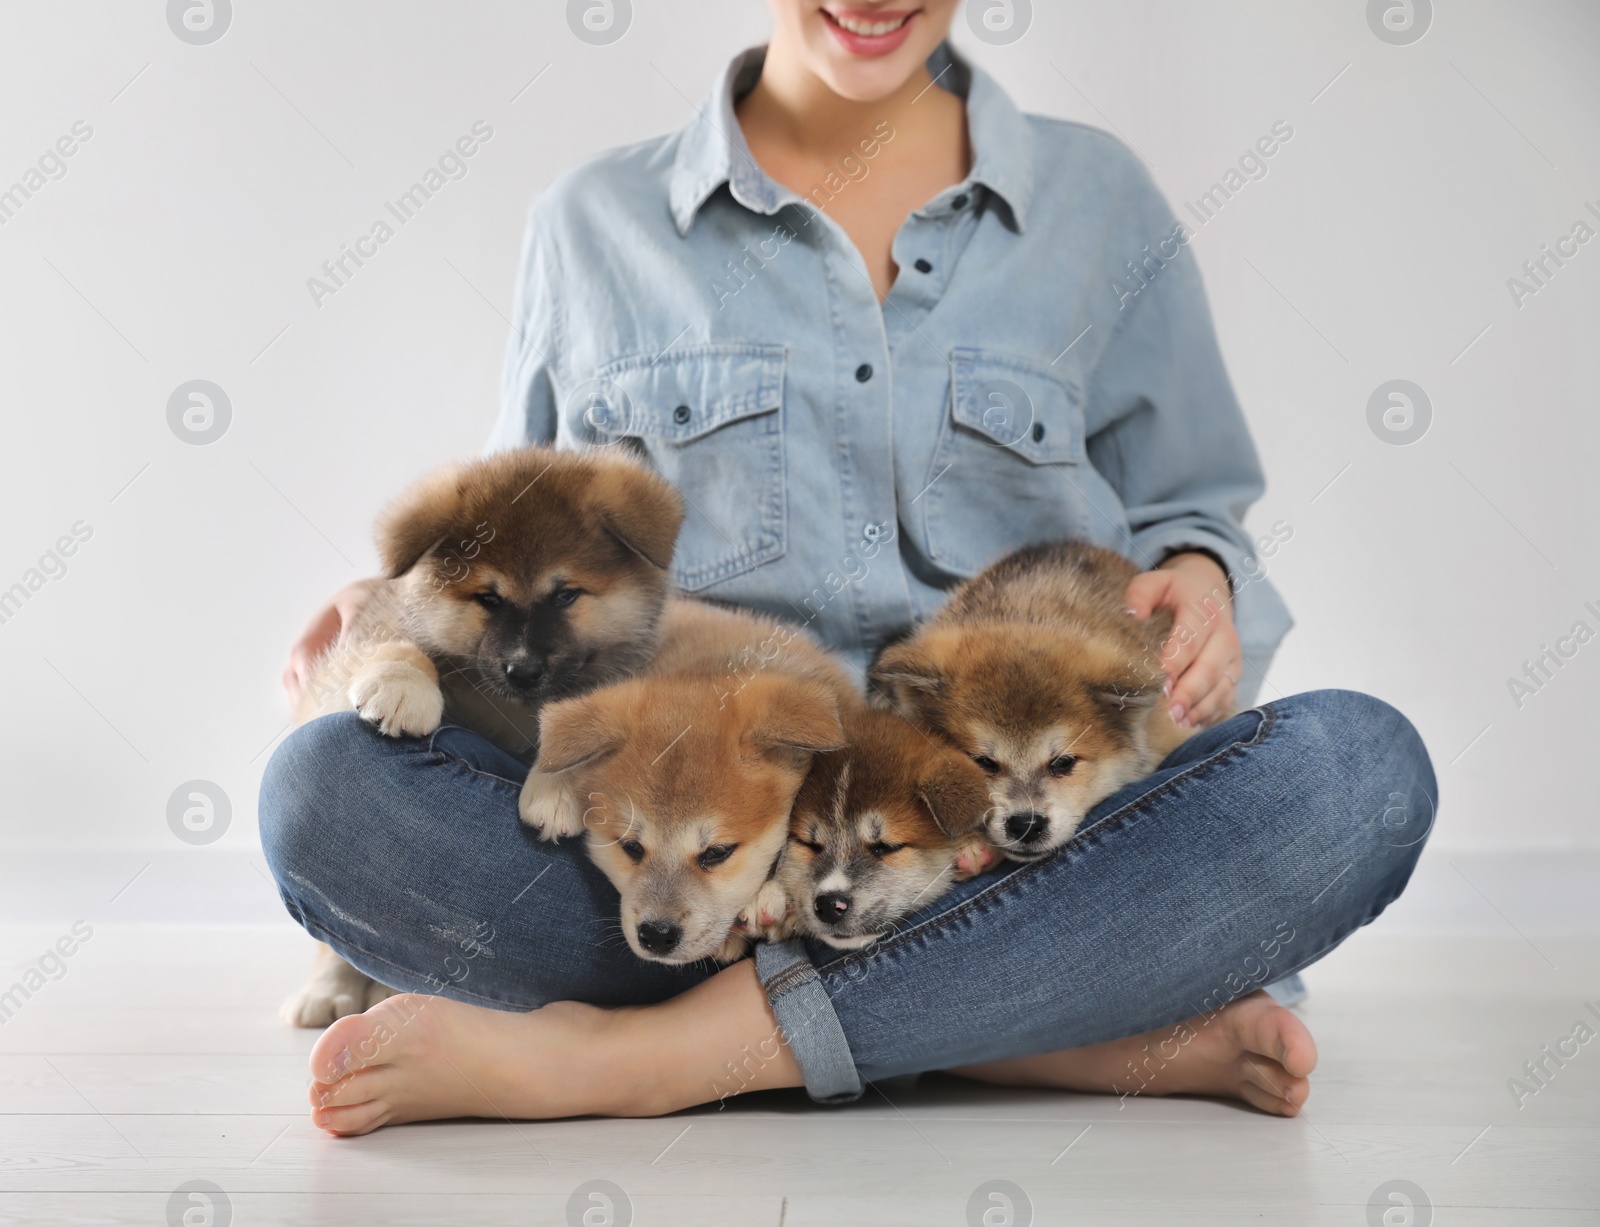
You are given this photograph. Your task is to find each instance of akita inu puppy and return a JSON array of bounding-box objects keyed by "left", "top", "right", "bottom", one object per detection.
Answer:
[
  {"left": 282, "top": 446, "right": 683, "bottom": 1026},
  {"left": 520, "top": 599, "right": 853, "bottom": 965},
  {"left": 782, "top": 706, "right": 1001, "bottom": 949},
  {"left": 869, "top": 541, "right": 1191, "bottom": 862}
]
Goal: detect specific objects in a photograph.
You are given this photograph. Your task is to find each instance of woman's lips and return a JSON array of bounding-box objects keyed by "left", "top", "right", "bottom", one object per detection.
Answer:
[{"left": 821, "top": 7, "right": 919, "bottom": 57}]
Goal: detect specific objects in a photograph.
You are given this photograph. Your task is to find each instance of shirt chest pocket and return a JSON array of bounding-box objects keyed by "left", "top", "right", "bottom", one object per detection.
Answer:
[
  {"left": 589, "top": 343, "right": 788, "bottom": 592},
  {"left": 919, "top": 347, "right": 1089, "bottom": 575}
]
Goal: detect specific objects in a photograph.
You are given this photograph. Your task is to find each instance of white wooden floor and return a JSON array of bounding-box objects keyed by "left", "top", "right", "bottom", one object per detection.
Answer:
[{"left": 1, "top": 923, "right": 1596, "bottom": 1226}]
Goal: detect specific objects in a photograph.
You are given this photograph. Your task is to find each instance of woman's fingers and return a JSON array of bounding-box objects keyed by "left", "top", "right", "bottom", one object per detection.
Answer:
[
  {"left": 281, "top": 656, "right": 308, "bottom": 707},
  {"left": 1126, "top": 570, "right": 1204, "bottom": 689},
  {"left": 1169, "top": 625, "right": 1240, "bottom": 727},
  {"left": 1122, "top": 569, "right": 1173, "bottom": 619},
  {"left": 1185, "top": 668, "right": 1240, "bottom": 729},
  {"left": 282, "top": 581, "right": 377, "bottom": 703}
]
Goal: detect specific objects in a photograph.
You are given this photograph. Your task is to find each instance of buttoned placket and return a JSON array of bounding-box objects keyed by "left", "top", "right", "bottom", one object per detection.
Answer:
[
  {"left": 783, "top": 183, "right": 990, "bottom": 658},
  {"left": 783, "top": 195, "right": 906, "bottom": 662}
]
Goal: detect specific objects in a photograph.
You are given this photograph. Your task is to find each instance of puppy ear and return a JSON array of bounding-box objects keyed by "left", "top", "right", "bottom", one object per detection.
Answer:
[
  {"left": 374, "top": 465, "right": 468, "bottom": 578},
  {"left": 867, "top": 640, "right": 946, "bottom": 720},
  {"left": 1093, "top": 681, "right": 1162, "bottom": 714},
  {"left": 535, "top": 690, "right": 629, "bottom": 774},
  {"left": 918, "top": 754, "right": 992, "bottom": 838},
  {"left": 740, "top": 677, "right": 846, "bottom": 763},
  {"left": 1084, "top": 632, "right": 1168, "bottom": 721},
  {"left": 587, "top": 457, "right": 685, "bottom": 571},
  {"left": 1092, "top": 662, "right": 1167, "bottom": 721}
]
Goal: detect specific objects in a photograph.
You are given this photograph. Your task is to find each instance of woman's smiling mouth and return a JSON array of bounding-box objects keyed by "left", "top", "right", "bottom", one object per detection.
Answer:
[{"left": 821, "top": 7, "right": 920, "bottom": 56}]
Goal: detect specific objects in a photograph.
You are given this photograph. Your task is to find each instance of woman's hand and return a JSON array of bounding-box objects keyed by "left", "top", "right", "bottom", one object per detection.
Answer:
[
  {"left": 1124, "top": 552, "right": 1241, "bottom": 729},
  {"left": 281, "top": 578, "right": 380, "bottom": 706}
]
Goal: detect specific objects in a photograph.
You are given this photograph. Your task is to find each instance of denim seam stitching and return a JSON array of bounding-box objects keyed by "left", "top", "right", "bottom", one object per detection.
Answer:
[
  {"left": 818, "top": 703, "right": 1281, "bottom": 974},
  {"left": 763, "top": 963, "right": 819, "bottom": 998},
  {"left": 422, "top": 740, "right": 526, "bottom": 793}
]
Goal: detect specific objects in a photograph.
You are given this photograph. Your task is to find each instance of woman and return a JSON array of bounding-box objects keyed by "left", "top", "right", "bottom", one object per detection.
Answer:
[{"left": 265, "top": 0, "right": 1434, "bottom": 1134}]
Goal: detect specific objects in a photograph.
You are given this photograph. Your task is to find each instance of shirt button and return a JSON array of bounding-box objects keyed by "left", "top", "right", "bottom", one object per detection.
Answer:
[
  {"left": 673, "top": 404, "right": 692, "bottom": 424},
  {"left": 914, "top": 258, "right": 933, "bottom": 274},
  {"left": 1032, "top": 422, "right": 1046, "bottom": 442},
  {"left": 951, "top": 193, "right": 970, "bottom": 210},
  {"left": 855, "top": 363, "right": 873, "bottom": 383},
  {"left": 863, "top": 522, "right": 882, "bottom": 541}
]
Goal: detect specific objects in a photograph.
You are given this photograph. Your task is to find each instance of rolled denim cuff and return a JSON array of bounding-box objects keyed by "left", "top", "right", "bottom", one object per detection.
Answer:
[
  {"left": 1264, "top": 972, "right": 1307, "bottom": 1008},
  {"left": 753, "top": 939, "right": 863, "bottom": 1103}
]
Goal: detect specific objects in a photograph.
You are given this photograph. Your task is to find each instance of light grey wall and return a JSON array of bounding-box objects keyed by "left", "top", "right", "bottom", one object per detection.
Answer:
[{"left": 0, "top": 0, "right": 1593, "bottom": 855}]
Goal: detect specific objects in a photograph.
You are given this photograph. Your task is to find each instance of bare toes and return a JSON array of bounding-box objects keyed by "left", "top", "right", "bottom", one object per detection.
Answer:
[
  {"left": 314, "top": 1098, "right": 392, "bottom": 1136},
  {"left": 1240, "top": 1054, "right": 1309, "bottom": 1114},
  {"left": 1238, "top": 1080, "right": 1299, "bottom": 1117},
  {"left": 309, "top": 1067, "right": 392, "bottom": 1110}
]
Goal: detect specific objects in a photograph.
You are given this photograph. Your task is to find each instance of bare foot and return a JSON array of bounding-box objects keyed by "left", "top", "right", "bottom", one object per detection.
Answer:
[
  {"left": 306, "top": 964, "right": 804, "bottom": 1135},
  {"left": 950, "top": 990, "right": 1317, "bottom": 1117},
  {"left": 307, "top": 996, "right": 648, "bottom": 1135}
]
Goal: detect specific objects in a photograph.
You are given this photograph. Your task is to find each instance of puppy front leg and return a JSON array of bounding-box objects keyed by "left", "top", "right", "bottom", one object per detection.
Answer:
[
  {"left": 724, "top": 878, "right": 797, "bottom": 961},
  {"left": 347, "top": 642, "right": 445, "bottom": 738},
  {"left": 517, "top": 768, "right": 588, "bottom": 839},
  {"left": 712, "top": 880, "right": 795, "bottom": 964},
  {"left": 951, "top": 835, "right": 1002, "bottom": 881},
  {"left": 281, "top": 943, "right": 391, "bottom": 1028}
]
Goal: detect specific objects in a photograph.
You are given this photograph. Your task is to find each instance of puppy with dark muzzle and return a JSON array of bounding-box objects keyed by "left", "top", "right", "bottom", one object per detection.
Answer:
[
  {"left": 869, "top": 541, "right": 1192, "bottom": 863},
  {"left": 520, "top": 599, "right": 854, "bottom": 966},
  {"left": 780, "top": 706, "right": 1001, "bottom": 950},
  {"left": 282, "top": 446, "right": 683, "bottom": 1026},
  {"left": 295, "top": 447, "right": 683, "bottom": 759}
]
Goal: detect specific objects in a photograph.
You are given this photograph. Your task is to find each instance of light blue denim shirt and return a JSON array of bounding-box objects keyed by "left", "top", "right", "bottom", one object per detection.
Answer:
[{"left": 491, "top": 43, "right": 1292, "bottom": 695}]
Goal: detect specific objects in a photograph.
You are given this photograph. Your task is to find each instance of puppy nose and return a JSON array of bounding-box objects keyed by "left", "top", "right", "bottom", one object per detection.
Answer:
[
  {"left": 635, "top": 920, "right": 681, "bottom": 955},
  {"left": 504, "top": 660, "right": 545, "bottom": 689},
  {"left": 814, "top": 892, "right": 851, "bottom": 924},
  {"left": 1004, "top": 811, "right": 1048, "bottom": 844}
]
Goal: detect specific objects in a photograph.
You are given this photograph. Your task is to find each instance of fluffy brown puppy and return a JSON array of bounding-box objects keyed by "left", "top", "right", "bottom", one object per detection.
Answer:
[
  {"left": 296, "top": 447, "right": 683, "bottom": 758},
  {"left": 520, "top": 598, "right": 854, "bottom": 965},
  {"left": 781, "top": 706, "right": 1001, "bottom": 950},
  {"left": 283, "top": 447, "right": 683, "bottom": 1026},
  {"left": 869, "top": 541, "right": 1191, "bottom": 862}
]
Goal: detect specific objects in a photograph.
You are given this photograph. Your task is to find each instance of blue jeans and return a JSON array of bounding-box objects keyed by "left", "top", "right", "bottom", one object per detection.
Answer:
[{"left": 259, "top": 689, "right": 1435, "bottom": 1103}]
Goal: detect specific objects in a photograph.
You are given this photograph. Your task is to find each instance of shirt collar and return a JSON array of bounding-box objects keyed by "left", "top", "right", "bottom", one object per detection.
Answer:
[{"left": 668, "top": 41, "right": 1034, "bottom": 237}]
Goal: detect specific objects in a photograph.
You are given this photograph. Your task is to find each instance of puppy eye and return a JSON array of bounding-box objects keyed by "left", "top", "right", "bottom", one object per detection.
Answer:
[
  {"left": 972, "top": 755, "right": 1000, "bottom": 775},
  {"left": 551, "top": 586, "right": 583, "bottom": 607},
  {"left": 474, "top": 592, "right": 503, "bottom": 609},
  {"left": 791, "top": 836, "right": 824, "bottom": 854},
  {"left": 1048, "top": 754, "right": 1078, "bottom": 777},
  {"left": 619, "top": 838, "right": 646, "bottom": 863},
  {"left": 697, "top": 843, "right": 738, "bottom": 870},
  {"left": 867, "top": 841, "right": 905, "bottom": 858}
]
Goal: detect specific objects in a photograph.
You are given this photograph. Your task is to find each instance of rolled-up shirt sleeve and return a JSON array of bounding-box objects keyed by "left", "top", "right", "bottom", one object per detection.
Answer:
[
  {"left": 1085, "top": 225, "right": 1293, "bottom": 663},
  {"left": 487, "top": 202, "right": 562, "bottom": 452}
]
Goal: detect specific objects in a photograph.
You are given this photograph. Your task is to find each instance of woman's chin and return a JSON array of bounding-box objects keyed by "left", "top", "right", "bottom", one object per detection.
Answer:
[{"left": 807, "top": 54, "right": 928, "bottom": 103}]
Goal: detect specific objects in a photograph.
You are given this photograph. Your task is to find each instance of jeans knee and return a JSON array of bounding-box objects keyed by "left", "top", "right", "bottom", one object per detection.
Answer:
[
  {"left": 1288, "top": 689, "right": 1438, "bottom": 854},
  {"left": 259, "top": 712, "right": 379, "bottom": 888}
]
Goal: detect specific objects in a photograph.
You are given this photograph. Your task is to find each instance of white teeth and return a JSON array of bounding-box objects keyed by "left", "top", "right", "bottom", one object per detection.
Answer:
[{"left": 834, "top": 13, "right": 910, "bottom": 36}]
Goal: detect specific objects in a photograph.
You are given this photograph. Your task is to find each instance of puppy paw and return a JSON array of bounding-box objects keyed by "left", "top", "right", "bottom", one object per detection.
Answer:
[
  {"left": 952, "top": 836, "right": 1002, "bottom": 881},
  {"left": 280, "top": 965, "right": 378, "bottom": 1029},
  {"left": 737, "top": 879, "right": 795, "bottom": 943},
  {"left": 348, "top": 663, "right": 444, "bottom": 738},
  {"left": 517, "top": 769, "right": 587, "bottom": 839}
]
